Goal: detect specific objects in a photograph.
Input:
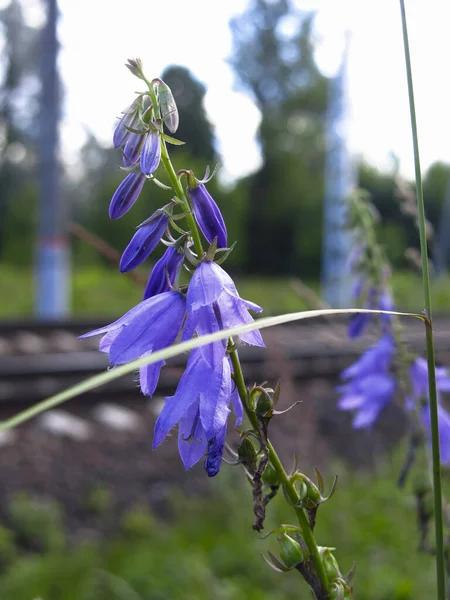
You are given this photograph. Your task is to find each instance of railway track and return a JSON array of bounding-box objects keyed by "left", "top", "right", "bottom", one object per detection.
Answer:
[{"left": 1, "top": 315, "right": 450, "bottom": 406}]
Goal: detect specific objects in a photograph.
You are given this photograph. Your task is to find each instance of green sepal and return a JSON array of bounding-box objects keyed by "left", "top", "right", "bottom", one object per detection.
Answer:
[{"left": 161, "top": 133, "right": 185, "bottom": 146}]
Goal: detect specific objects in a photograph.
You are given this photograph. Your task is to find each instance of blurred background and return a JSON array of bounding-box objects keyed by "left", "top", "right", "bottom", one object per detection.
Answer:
[{"left": 1, "top": 0, "right": 450, "bottom": 597}]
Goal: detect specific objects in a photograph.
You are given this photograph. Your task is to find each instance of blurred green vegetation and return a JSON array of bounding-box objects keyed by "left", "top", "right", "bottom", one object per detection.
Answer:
[
  {"left": 0, "top": 455, "right": 442, "bottom": 599},
  {"left": 1, "top": 264, "right": 450, "bottom": 318}
]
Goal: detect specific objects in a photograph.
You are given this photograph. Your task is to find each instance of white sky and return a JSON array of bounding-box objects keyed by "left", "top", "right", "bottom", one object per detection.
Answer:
[{"left": 17, "top": 0, "right": 450, "bottom": 182}]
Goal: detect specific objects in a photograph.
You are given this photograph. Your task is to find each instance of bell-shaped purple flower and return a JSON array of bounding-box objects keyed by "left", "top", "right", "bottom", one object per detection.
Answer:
[
  {"left": 140, "top": 129, "right": 161, "bottom": 176},
  {"left": 182, "top": 261, "right": 265, "bottom": 368},
  {"left": 153, "top": 350, "right": 240, "bottom": 476},
  {"left": 337, "top": 373, "right": 396, "bottom": 429},
  {"left": 120, "top": 209, "right": 170, "bottom": 272},
  {"left": 80, "top": 290, "right": 186, "bottom": 396},
  {"left": 188, "top": 184, "right": 227, "bottom": 249},
  {"left": 144, "top": 245, "right": 184, "bottom": 299},
  {"left": 109, "top": 172, "right": 146, "bottom": 220}
]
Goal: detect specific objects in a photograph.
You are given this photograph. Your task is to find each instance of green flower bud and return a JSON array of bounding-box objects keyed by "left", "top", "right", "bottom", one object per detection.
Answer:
[
  {"left": 319, "top": 547, "right": 341, "bottom": 580},
  {"left": 238, "top": 437, "right": 257, "bottom": 470},
  {"left": 158, "top": 80, "right": 179, "bottom": 133},
  {"left": 262, "top": 462, "right": 279, "bottom": 487},
  {"left": 278, "top": 533, "right": 305, "bottom": 568}
]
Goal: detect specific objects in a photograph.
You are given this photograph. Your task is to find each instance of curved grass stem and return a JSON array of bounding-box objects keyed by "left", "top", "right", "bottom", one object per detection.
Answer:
[{"left": 399, "top": 2, "right": 446, "bottom": 597}]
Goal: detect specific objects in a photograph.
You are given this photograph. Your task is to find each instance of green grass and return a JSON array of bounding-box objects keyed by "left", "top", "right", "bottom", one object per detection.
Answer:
[
  {"left": 0, "top": 453, "right": 443, "bottom": 599},
  {"left": 1, "top": 264, "right": 449, "bottom": 318}
]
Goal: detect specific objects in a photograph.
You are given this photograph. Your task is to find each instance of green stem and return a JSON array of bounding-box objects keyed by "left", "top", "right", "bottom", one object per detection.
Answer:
[
  {"left": 229, "top": 349, "right": 331, "bottom": 598},
  {"left": 400, "top": 1, "right": 446, "bottom": 597},
  {"left": 145, "top": 78, "right": 204, "bottom": 257},
  {"left": 159, "top": 139, "right": 204, "bottom": 257}
]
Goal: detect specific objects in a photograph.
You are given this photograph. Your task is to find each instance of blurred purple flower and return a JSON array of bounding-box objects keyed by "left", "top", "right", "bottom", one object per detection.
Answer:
[
  {"left": 348, "top": 287, "right": 376, "bottom": 339},
  {"left": 337, "top": 373, "right": 396, "bottom": 429},
  {"left": 341, "top": 334, "right": 395, "bottom": 381},
  {"left": 337, "top": 334, "right": 396, "bottom": 428},
  {"left": 120, "top": 210, "right": 170, "bottom": 272},
  {"left": 109, "top": 172, "right": 146, "bottom": 220},
  {"left": 144, "top": 245, "right": 184, "bottom": 299},
  {"left": 409, "top": 357, "right": 450, "bottom": 400},
  {"left": 188, "top": 184, "right": 227, "bottom": 248},
  {"left": 80, "top": 290, "right": 186, "bottom": 397},
  {"left": 407, "top": 357, "right": 450, "bottom": 464},
  {"left": 421, "top": 403, "right": 450, "bottom": 465}
]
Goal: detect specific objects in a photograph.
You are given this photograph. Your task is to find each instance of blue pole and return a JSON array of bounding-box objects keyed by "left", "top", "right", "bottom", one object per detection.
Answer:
[
  {"left": 36, "top": 0, "right": 69, "bottom": 319},
  {"left": 321, "top": 34, "right": 354, "bottom": 308}
]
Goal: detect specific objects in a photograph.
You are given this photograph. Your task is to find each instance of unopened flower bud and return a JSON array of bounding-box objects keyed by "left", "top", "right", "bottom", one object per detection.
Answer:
[
  {"left": 158, "top": 80, "right": 179, "bottom": 133},
  {"left": 319, "top": 547, "right": 341, "bottom": 580},
  {"left": 255, "top": 390, "right": 274, "bottom": 416},
  {"left": 188, "top": 180, "right": 227, "bottom": 249},
  {"left": 238, "top": 437, "right": 258, "bottom": 470},
  {"left": 278, "top": 533, "right": 305, "bottom": 569},
  {"left": 123, "top": 131, "right": 146, "bottom": 165},
  {"left": 109, "top": 172, "right": 146, "bottom": 220},
  {"left": 144, "top": 245, "right": 184, "bottom": 299},
  {"left": 262, "top": 462, "right": 279, "bottom": 487},
  {"left": 140, "top": 129, "right": 161, "bottom": 176},
  {"left": 125, "top": 58, "right": 145, "bottom": 80},
  {"left": 120, "top": 208, "right": 171, "bottom": 272},
  {"left": 113, "top": 104, "right": 140, "bottom": 149}
]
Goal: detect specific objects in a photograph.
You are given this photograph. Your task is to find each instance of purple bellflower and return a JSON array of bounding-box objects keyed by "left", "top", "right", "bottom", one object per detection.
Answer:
[
  {"left": 337, "top": 334, "right": 396, "bottom": 428},
  {"left": 183, "top": 261, "right": 265, "bottom": 365},
  {"left": 153, "top": 260, "right": 263, "bottom": 476},
  {"left": 188, "top": 183, "right": 227, "bottom": 249},
  {"left": 144, "top": 245, "right": 184, "bottom": 299},
  {"left": 80, "top": 290, "right": 186, "bottom": 397},
  {"left": 120, "top": 209, "right": 171, "bottom": 273},
  {"left": 153, "top": 349, "right": 243, "bottom": 477},
  {"left": 109, "top": 172, "right": 146, "bottom": 220}
]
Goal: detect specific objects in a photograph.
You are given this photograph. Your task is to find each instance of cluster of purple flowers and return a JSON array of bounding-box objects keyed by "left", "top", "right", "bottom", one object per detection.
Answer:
[
  {"left": 339, "top": 264, "right": 450, "bottom": 464},
  {"left": 82, "top": 68, "right": 264, "bottom": 476}
]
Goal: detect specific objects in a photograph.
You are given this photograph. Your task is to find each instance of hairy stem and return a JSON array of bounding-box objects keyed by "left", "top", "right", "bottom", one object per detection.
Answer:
[{"left": 229, "top": 349, "right": 331, "bottom": 598}]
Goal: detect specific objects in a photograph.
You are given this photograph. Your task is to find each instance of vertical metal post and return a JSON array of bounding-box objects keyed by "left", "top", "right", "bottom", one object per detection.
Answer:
[
  {"left": 434, "top": 174, "right": 450, "bottom": 276},
  {"left": 36, "top": 0, "right": 69, "bottom": 319},
  {"left": 321, "top": 34, "right": 355, "bottom": 307}
]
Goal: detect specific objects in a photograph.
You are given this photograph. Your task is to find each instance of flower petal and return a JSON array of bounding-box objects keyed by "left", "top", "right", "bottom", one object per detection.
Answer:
[{"left": 153, "top": 351, "right": 207, "bottom": 449}]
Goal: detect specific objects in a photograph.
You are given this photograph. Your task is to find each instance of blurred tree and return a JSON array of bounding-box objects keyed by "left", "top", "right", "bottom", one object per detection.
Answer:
[
  {"left": 0, "top": 0, "right": 48, "bottom": 263},
  {"left": 161, "top": 66, "right": 215, "bottom": 161},
  {"left": 230, "top": 1, "right": 328, "bottom": 276}
]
